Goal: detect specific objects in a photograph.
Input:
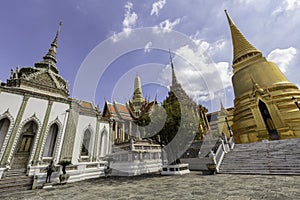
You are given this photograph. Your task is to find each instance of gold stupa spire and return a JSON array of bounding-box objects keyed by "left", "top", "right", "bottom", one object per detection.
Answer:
[
  {"left": 132, "top": 72, "right": 145, "bottom": 105},
  {"left": 224, "top": 10, "right": 261, "bottom": 64}
]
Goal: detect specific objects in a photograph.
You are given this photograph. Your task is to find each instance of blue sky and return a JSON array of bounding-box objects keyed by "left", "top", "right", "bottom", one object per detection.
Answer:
[{"left": 0, "top": 0, "right": 299, "bottom": 112}]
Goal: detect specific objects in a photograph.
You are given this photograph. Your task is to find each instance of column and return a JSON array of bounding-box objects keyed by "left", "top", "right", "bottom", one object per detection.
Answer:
[
  {"left": 115, "top": 121, "right": 118, "bottom": 143},
  {"left": 60, "top": 107, "right": 79, "bottom": 162},
  {"left": 0, "top": 95, "right": 29, "bottom": 166},
  {"left": 56, "top": 109, "right": 69, "bottom": 163},
  {"left": 122, "top": 123, "right": 125, "bottom": 142},
  {"left": 129, "top": 121, "right": 132, "bottom": 137},
  {"left": 33, "top": 100, "right": 53, "bottom": 165},
  {"left": 93, "top": 118, "right": 100, "bottom": 161},
  {"left": 108, "top": 121, "right": 113, "bottom": 154}
]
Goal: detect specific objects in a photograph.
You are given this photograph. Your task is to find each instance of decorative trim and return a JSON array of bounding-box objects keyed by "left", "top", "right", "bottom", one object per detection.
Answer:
[
  {"left": 100, "top": 126, "right": 109, "bottom": 157},
  {"left": 93, "top": 120, "right": 100, "bottom": 161},
  {"left": 0, "top": 95, "right": 29, "bottom": 166},
  {"left": 0, "top": 86, "right": 70, "bottom": 104},
  {"left": 80, "top": 125, "right": 94, "bottom": 160},
  {"left": 0, "top": 111, "right": 15, "bottom": 161},
  {"left": 59, "top": 109, "right": 79, "bottom": 160},
  {"left": 8, "top": 114, "right": 42, "bottom": 164},
  {"left": 38, "top": 118, "right": 63, "bottom": 163},
  {"left": 32, "top": 100, "right": 53, "bottom": 164}
]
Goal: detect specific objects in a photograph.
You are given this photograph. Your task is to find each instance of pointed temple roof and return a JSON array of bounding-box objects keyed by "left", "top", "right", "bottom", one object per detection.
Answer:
[
  {"left": 36, "top": 21, "right": 62, "bottom": 74},
  {"left": 170, "top": 50, "right": 179, "bottom": 86},
  {"left": 6, "top": 22, "right": 69, "bottom": 98},
  {"left": 220, "top": 101, "right": 227, "bottom": 114},
  {"left": 167, "top": 50, "right": 197, "bottom": 108},
  {"left": 225, "top": 10, "right": 262, "bottom": 65}
]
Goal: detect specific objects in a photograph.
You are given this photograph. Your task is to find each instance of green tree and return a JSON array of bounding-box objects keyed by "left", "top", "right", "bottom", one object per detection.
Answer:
[{"left": 137, "top": 99, "right": 201, "bottom": 165}]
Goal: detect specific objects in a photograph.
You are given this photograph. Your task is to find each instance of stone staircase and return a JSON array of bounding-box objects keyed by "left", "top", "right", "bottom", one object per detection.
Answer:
[
  {"left": 219, "top": 138, "right": 300, "bottom": 175},
  {"left": 181, "top": 139, "right": 218, "bottom": 171},
  {"left": 0, "top": 168, "right": 33, "bottom": 197}
]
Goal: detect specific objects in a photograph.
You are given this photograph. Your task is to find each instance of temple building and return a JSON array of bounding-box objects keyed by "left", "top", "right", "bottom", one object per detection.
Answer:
[
  {"left": 102, "top": 73, "right": 158, "bottom": 143},
  {"left": 225, "top": 11, "right": 300, "bottom": 143},
  {"left": 165, "top": 55, "right": 210, "bottom": 138},
  {"left": 102, "top": 74, "right": 161, "bottom": 176},
  {"left": 207, "top": 102, "right": 234, "bottom": 139},
  {"left": 0, "top": 23, "right": 110, "bottom": 185},
  {"left": 161, "top": 55, "right": 210, "bottom": 165}
]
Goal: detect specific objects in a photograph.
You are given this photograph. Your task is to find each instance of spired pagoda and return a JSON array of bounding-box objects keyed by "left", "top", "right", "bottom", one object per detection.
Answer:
[
  {"left": 164, "top": 54, "right": 210, "bottom": 137},
  {"left": 225, "top": 10, "right": 300, "bottom": 144}
]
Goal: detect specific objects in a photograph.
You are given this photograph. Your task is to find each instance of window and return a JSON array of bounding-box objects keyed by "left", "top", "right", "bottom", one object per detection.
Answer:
[
  {"left": 0, "top": 118, "right": 10, "bottom": 148},
  {"left": 81, "top": 129, "right": 91, "bottom": 156},
  {"left": 43, "top": 123, "right": 58, "bottom": 157}
]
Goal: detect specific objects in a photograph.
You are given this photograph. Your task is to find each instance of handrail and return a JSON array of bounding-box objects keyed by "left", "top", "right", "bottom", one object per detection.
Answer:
[
  {"left": 208, "top": 136, "right": 235, "bottom": 173},
  {"left": 215, "top": 144, "right": 225, "bottom": 172},
  {"left": 228, "top": 136, "right": 235, "bottom": 149}
]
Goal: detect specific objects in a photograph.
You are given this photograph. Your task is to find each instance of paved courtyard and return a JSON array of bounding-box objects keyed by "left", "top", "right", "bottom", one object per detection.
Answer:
[{"left": 1, "top": 172, "right": 300, "bottom": 200}]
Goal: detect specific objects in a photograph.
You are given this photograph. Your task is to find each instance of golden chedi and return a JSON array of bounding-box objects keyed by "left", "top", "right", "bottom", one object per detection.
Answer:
[{"left": 225, "top": 10, "right": 300, "bottom": 144}]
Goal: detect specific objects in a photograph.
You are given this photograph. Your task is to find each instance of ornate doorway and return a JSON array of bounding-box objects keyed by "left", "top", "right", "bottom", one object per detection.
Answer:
[
  {"left": 11, "top": 121, "right": 37, "bottom": 169},
  {"left": 258, "top": 100, "right": 280, "bottom": 140}
]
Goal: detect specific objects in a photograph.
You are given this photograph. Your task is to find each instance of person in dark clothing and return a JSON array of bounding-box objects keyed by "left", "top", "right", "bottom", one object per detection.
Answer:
[{"left": 46, "top": 160, "right": 55, "bottom": 183}]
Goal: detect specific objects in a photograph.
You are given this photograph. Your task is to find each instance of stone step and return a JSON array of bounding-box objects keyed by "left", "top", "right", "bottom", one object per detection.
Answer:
[
  {"left": 219, "top": 170, "right": 300, "bottom": 175},
  {"left": 4, "top": 168, "right": 27, "bottom": 177},
  {"left": 0, "top": 172, "right": 33, "bottom": 196},
  {"left": 219, "top": 138, "right": 300, "bottom": 175},
  {"left": 220, "top": 167, "right": 300, "bottom": 170},
  {"left": 0, "top": 185, "right": 33, "bottom": 197},
  {"left": 0, "top": 178, "right": 33, "bottom": 189}
]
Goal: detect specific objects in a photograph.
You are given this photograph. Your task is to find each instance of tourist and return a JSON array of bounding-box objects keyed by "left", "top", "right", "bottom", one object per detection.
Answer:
[
  {"left": 46, "top": 160, "right": 56, "bottom": 183},
  {"left": 104, "top": 164, "right": 112, "bottom": 178}
]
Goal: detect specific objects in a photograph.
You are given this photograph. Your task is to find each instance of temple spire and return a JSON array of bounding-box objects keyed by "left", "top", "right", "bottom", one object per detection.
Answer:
[
  {"left": 169, "top": 49, "right": 178, "bottom": 86},
  {"left": 42, "top": 21, "right": 62, "bottom": 73},
  {"left": 224, "top": 10, "right": 261, "bottom": 65},
  {"left": 220, "top": 100, "right": 228, "bottom": 115},
  {"left": 132, "top": 73, "right": 145, "bottom": 106}
]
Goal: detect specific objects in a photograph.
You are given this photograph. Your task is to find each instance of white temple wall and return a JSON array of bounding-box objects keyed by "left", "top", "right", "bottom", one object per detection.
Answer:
[
  {"left": 48, "top": 102, "right": 69, "bottom": 123},
  {"left": 0, "top": 92, "right": 23, "bottom": 118},
  {"left": 72, "top": 114, "right": 97, "bottom": 164},
  {"left": 98, "top": 122, "right": 110, "bottom": 158},
  {"left": 22, "top": 97, "right": 48, "bottom": 122},
  {"left": 39, "top": 102, "right": 70, "bottom": 163}
]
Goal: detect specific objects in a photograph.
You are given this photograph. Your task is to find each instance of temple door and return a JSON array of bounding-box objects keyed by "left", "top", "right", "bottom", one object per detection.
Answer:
[
  {"left": 11, "top": 121, "right": 37, "bottom": 169},
  {"left": 258, "top": 100, "right": 280, "bottom": 140}
]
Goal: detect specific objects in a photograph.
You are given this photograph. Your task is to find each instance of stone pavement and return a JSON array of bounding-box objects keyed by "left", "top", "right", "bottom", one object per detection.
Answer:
[{"left": 1, "top": 172, "right": 299, "bottom": 200}]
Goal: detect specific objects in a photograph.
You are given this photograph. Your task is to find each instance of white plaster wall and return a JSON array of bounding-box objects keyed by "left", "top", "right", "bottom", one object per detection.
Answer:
[
  {"left": 48, "top": 102, "right": 70, "bottom": 123},
  {"left": 0, "top": 92, "right": 23, "bottom": 118},
  {"left": 99, "top": 122, "right": 109, "bottom": 134},
  {"left": 72, "top": 114, "right": 97, "bottom": 164},
  {"left": 39, "top": 102, "right": 70, "bottom": 162},
  {"left": 22, "top": 97, "right": 48, "bottom": 123},
  {"left": 98, "top": 121, "right": 110, "bottom": 157}
]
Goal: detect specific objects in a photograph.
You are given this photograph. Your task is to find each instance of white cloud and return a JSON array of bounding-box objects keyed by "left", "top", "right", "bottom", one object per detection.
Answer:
[
  {"left": 237, "top": 0, "right": 255, "bottom": 4},
  {"left": 111, "top": 32, "right": 120, "bottom": 43},
  {"left": 122, "top": 2, "right": 138, "bottom": 36},
  {"left": 153, "top": 18, "right": 181, "bottom": 33},
  {"left": 285, "top": 0, "right": 300, "bottom": 10},
  {"left": 159, "top": 42, "right": 232, "bottom": 103},
  {"left": 189, "top": 32, "right": 226, "bottom": 56},
  {"left": 272, "top": 0, "right": 300, "bottom": 15},
  {"left": 151, "top": 0, "right": 167, "bottom": 16},
  {"left": 144, "top": 41, "right": 153, "bottom": 53},
  {"left": 267, "top": 47, "right": 297, "bottom": 73}
]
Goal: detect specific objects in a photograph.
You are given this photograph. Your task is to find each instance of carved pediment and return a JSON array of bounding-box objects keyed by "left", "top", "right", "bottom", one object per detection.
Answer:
[{"left": 34, "top": 72, "right": 57, "bottom": 88}]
